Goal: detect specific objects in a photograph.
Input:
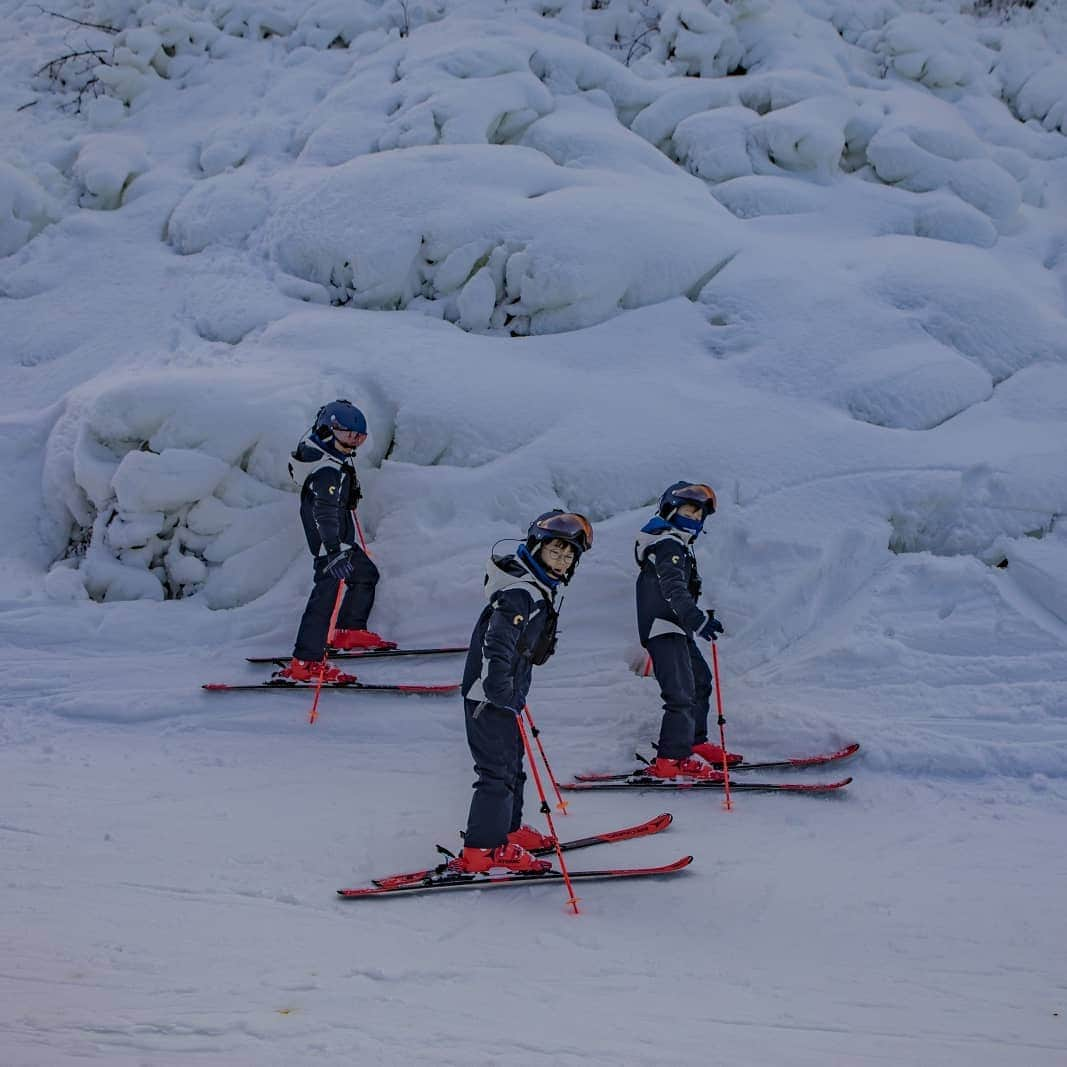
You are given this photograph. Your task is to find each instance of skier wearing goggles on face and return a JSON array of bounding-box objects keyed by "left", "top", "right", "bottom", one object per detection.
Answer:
[
  {"left": 448, "top": 510, "right": 594, "bottom": 876},
  {"left": 277, "top": 400, "right": 394, "bottom": 685},
  {"left": 635, "top": 482, "right": 740, "bottom": 780}
]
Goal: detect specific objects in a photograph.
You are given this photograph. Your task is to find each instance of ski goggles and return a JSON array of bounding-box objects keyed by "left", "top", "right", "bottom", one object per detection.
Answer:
[
  {"left": 674, "top": 484, "right": 717, "bottom": 514},
  {"left": 533, "top": 512, "right": 594, "bottom": 552},
  {"left": 333, "top": 428, "right": 367, "bottom": 447}
]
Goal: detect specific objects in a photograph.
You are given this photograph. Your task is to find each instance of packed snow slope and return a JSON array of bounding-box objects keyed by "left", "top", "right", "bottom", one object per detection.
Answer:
[{"left": 2, "top": 0, "right": 1067, "bottom": 1063}]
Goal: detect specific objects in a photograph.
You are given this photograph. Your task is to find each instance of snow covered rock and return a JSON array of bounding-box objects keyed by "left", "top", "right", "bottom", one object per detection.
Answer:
[
  {"left": 1013, "top": 60, "right": 1067, "bottom": 135},
  {"left": 871, "top": 13, "right": 987, "bottom": 91},
  {"left": 268, "top": 143, "right": 741, "bottom": 334},
  {"left": 45, "top": 376, "right": 308, "bottom": 606},
  {"left": 167, "top": 172, "right": 269, "bottom": 253},
  {"left": 863, "top": 94, "right": 1022, "bottom": 228},
  {"left": 70, "top": 134, "right": 149, "bottom": 210},
  {"left": 0, "top": 162, "right": 58, "bottom": 257}
]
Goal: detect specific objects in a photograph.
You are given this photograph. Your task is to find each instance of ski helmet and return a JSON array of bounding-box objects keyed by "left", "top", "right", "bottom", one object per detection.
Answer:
[
  {"left": 526, "top": 510, "right": 594, "bottom": 555},
  {"left": 658, "top": 481, "right": 717, "bottom": 519},
  {"left": 314, "top": 399, "right": 367, "bottom": 438},
  {"left": 521, "top": 510, "right": 593, "bottom": 583}
]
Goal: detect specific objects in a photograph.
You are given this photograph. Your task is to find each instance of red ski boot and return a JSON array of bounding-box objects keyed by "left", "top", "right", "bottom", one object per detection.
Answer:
[
  {"left": 448, "top": 843, "right": 552, "bottom": 875},
  {"left": 276, "top": 658, "right": 357, "bottom": 685},
  {"left": 691, "top": 741, "right": 743, "bottom": 767},
  {"left": 507, "top": 824, "right": 557, "bottom": 851},
  {"left": 331, "top": 629, "right": 397, "bottom": 651},
  {"left": 647, "top": 756, "right": 725, "bottom": 782}
]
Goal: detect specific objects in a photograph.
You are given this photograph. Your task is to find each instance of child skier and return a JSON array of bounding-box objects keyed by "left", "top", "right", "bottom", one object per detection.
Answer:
[
  {"left": 449, "top": 510, "right": 594, "bottom": 874},
  {"left": 635, "top": 481, "right": 739, "bottom": 779},
  {"left": 278, "top": 399, "right": 394, "bottom": 684}
]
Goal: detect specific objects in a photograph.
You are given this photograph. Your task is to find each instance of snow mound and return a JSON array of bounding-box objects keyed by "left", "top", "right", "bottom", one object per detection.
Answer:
[
  {"left": 1012, "top": 59, "right": 1067, "bottom": 135},
  {"left": 699, "top": 233, "right": 1066, "bottom": 424},
  {"left": 870, "top": 12, "right": 989, "bottom": 91},
  {"left": 70, "top": 134, "right": 149, "bottom": 211},
  {"left": 863, "top": 94, "right": 1022, "bottom": 228},
  {"left": 267, "top": 143, "right": 740, "bottom": 334},
  {"left": 0, "top": 162, "right": 58, "bottom": 258},
  {"left": 42, "top": 375, "right": 310, "bottom": 607},
  {"left": 167, "top": 171, "right": 269, "bottom": 254},
  {"left": 296, "top": 22, "right": 555, "bottom": 165}
]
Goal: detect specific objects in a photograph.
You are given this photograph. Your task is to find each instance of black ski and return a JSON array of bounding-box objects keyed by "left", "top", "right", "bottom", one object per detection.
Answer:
[
  {"left": 202, "top": 680, "right": 459, "bottom": 695},
  {"left": 561, "top": 776, "right": 852, "bottom": 794},
  {"left": 372, "top": 812, "right": 673, "bottom": 888},
  {"left": 246, "top": 646, "right": 468, "bottom": 665},
  {"left": 574, "top": 742, "right": 860, "bottom": 781},
  {"left": 339, "top": 855, "right": 693, "bottom": 897}
]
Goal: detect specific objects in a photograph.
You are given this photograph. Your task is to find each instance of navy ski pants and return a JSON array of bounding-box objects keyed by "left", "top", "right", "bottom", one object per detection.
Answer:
[
  {"left": 292, "top": 548, "right": 379, "bottom": 661},
  {"left": 462, "top": 698, "right": 527, "bottom": 849},
  {"left": 649, "top": 633, "right": 713, "bottom": 760}
]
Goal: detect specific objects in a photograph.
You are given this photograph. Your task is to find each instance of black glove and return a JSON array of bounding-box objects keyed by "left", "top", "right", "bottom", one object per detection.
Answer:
[
  {"left": 697, "top": 609, "right": 725, "bottom": 641},
  {"left": 323, "top": 548, "right": 355, "bottom": 581}
]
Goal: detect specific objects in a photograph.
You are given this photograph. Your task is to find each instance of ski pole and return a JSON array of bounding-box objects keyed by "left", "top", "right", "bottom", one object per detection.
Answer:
[
  {"left": 518, "top": 715, "right": 580, "bottom": 915},
  {"left": 354, "top": 512, "right": 370, "bottom": 554},
  {"left": 523, "top": 704, "right": 569, "bottom": 814},
  {"left": 328, "top": 509, "right": 369, "bottom": 649},
  {"left": 710, "top": 638, "right": 733, "bottom": 811},
  {"left": 310, "top": 510, "right": 367, "bottom": 726},
  {"left": 309, "top": 580, "right": 345, "bottom": 726}
]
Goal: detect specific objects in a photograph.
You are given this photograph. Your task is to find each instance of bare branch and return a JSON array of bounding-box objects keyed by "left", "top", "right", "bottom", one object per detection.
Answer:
[
  {"left": 34, "top": 48, "right": 109, "bottom": 78},
  {"left": 36, "top": 6, "right": 118, "bottom": 33}
]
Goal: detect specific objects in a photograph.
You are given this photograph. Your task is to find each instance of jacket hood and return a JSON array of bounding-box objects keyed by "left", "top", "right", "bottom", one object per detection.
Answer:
[
  {"left": 484, "top": 550, "right": 556, "bottom": 604},
  {"left": 635, "top": 515, "right": 694, "bottom": 564},
  {"left": 288, "top": 432, "right": 353, "bottom": 486}
]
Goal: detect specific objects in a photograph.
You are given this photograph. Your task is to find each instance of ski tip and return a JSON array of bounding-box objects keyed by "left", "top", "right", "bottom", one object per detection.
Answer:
[{"left": 201, "top": 683, "right": 228, "bottom": 691}]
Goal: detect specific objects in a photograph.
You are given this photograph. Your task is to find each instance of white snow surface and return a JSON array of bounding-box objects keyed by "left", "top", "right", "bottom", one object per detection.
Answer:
[{"left": 2, "top": 0, "right": 1067, "bottom": 1063}]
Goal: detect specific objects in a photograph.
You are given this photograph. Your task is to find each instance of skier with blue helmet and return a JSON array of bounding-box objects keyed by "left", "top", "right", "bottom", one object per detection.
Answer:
[
  {"left": 278, "top": 399, "right": 394, "bottom": 684},
  {"left": 449, "top": 510, "right": 594, "bottom": 875},
  {"left": 635, "top": 481, "right": 739, "bottom": 779}
]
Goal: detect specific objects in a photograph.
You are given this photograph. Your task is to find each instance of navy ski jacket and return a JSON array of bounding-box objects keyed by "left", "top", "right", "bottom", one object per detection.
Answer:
[
  {"left": 462, "top": 553, "right": 559, "bottom": 713},
  {"left": 635, "top": 518, "right": 706, "bottom": 646},
  {"left": 288, "top": 435, "right": 362, "bottom": 556}
]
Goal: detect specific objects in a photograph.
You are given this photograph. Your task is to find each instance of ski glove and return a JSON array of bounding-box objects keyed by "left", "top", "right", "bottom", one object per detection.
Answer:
[
  {"left": 323, "top": 548, "right": 355, "bottom": 581},
  {"left": 697, "top": 610, "right": 725, "bottom": 642},
  {"left": 473, "top": 700, "right": 522, "bottom": 718}
]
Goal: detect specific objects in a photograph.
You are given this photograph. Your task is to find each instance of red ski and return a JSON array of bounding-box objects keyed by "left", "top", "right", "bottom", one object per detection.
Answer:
[
  {"left": 373, "top": 812, "right": 673, "bottom": 888},
  {"left": 574, "top": 742, "right": 860, "bottom": 781},
  {"left": 202, "top": 680, "right": 459, "bottom": 695},
  {"left": 338, "top": 856, "right": 694, "bottom": 898}
]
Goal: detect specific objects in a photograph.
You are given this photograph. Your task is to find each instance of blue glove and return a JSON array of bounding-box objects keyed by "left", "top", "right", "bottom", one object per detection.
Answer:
[
  {"left": 323, "top": 548, "right": 355, "bottom": 581},
  {"left": 697, "top": 609, "right": 724, "bottom": 641}
]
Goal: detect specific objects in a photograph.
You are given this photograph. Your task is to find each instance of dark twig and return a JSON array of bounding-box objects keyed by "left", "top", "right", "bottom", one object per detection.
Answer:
[
  {"left": 36, "top": 6, "right": 118, "bottom": 33},
  {"left": 34, "top": 48, "right": 109, "bottom": 79}
]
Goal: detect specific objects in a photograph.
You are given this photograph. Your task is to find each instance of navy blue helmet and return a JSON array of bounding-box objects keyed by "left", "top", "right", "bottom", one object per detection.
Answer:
[
  {"left": 658, "top": 481, "right": 717, "bottom": 519},
  {"left": 526, "top": 510, "right": 594, "bottom": 555},
  {"left": 520, "top": 509, "right": 593, "bottom": 585},
  {"left": 314, "top": 399, "right": 367, "bottom": 437}
]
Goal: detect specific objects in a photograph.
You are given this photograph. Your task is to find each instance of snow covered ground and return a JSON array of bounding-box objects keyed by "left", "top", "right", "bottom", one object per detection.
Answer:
[{"left": 2, "top": 0, "right": 1067, "bottom": 1062}]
